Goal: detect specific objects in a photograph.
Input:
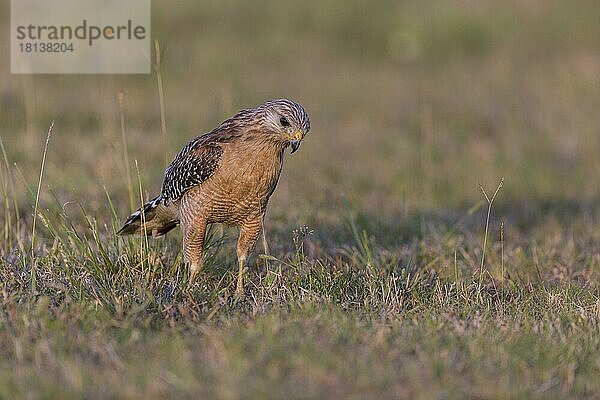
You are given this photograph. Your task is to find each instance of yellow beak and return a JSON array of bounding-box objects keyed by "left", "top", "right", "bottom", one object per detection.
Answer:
[{"left": 291, "top": 131, "right": 303, "bottom": 141}]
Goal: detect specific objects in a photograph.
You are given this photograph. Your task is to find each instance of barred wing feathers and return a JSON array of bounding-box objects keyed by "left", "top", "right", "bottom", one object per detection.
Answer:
[{"left": 161, "top": 139, "right": 223, "bottom": 205}]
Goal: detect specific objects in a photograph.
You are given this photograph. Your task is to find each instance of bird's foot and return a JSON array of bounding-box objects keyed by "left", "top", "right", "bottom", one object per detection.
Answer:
[
  {"left": 186, "top": 275, "right": 196, "bottom": 291},
  {"left": 186, "top": 264, "right": 201, "bottom": 290},
  {"left": 234, "top": 256, "right": 247, "bottom": 299},
  {"left": 190, "top": 262, "right": 202, "bottom": 276},
  {"left": 234, "top": 274, "right": 244, "bottom": 299}
]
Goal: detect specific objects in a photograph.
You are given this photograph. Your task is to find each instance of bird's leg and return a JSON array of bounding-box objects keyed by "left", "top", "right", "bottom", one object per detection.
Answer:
[
  {"left": 183, "top": 221, "right": 206, "bottom": 283},
  {"left": 236, "top": 255, "right": 246, "bottom": 298},
  {"left": 261, "top": 217, "right": 270, "bottom": 257},
  {"left": 235, "top": 217, "right": 262, "bottom": 297}
]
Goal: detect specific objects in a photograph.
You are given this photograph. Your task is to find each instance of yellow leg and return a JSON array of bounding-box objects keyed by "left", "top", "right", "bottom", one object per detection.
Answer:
[
  {"left": 235, "top": 255, "right": 246, "bottom": 298},
  {"left": 183, "top": 222, "right": 206, "bottom": 285},
  {"left": 235, "top": 218, "right": 262, "bottom": 298},
  {"left": 261, "top": 218, "right": 269, "bottom": 256}
]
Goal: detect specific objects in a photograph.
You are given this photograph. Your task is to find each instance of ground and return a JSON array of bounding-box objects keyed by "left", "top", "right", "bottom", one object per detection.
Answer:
[{"left": 1, "top": 1, "right": 600, "bottom": 398}]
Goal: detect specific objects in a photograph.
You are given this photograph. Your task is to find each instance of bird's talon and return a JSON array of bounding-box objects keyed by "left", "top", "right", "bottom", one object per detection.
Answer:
[
  {"left": 235, "top": 277, "right": 244, "bottom": 298},
  {"left": 235, "top": 288, "right": 244, "bottom": 299}
]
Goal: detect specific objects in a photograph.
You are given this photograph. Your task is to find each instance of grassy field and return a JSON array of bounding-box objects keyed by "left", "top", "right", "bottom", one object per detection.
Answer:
[{"left": 1, "top": 0, "right": 600, "bottom": 398}]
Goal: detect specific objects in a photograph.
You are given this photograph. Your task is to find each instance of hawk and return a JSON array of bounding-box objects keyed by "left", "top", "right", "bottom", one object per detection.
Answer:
[{"left": 117, "top": 99, "right": 311, "bottom": 296}]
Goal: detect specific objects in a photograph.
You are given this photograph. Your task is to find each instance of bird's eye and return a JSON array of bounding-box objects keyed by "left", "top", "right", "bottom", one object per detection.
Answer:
[{"left": 280, "top": 117, "right": 290, "bottom": 127}]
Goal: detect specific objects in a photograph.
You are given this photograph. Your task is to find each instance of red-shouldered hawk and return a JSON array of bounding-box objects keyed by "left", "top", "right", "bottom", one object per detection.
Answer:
[{"left": 117, "top": 99, "right": 311, "bottom": 296}]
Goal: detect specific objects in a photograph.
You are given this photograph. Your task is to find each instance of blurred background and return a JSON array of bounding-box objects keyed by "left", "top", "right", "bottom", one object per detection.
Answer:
[{"left": 1, "top": 0, "right": 599, "bottom": 250}]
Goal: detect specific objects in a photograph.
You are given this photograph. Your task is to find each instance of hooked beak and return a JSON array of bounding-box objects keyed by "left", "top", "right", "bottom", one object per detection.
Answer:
[
  {"left": 290, "top": 140, "right": 301, "bottom": 153},
  {"left": 289, "top": 131, "right": 303, "bottom": 154}
]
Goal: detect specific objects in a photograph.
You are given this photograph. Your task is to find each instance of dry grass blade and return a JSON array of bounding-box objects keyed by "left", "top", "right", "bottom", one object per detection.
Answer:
[
  {"left": 477, "top": 178, "right": 504, "bottom": 296},
  {"left": 134, "top": 159, "right": 150, "bottom": 269},
  {"left": 31, "top": 120, "right": 54, "bottom": 293}
]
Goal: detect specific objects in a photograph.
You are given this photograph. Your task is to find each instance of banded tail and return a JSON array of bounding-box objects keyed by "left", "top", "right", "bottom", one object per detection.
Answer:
[{"left": 117, "top": 195, "right": 179, "bottom": 237}]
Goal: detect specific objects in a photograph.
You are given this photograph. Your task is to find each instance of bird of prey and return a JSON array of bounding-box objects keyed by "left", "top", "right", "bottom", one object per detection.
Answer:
[{"left": 117, "top": 99, "right": 311, "bottom": 296}]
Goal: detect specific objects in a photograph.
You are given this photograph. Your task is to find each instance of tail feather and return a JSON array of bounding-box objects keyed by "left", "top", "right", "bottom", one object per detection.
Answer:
[{"left": 117, "top": 196, "right": 179, "bottom": 237}]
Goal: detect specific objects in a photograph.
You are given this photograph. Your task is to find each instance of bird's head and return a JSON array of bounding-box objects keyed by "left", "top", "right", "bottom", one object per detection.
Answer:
[{"left": 260, "top": 99, "right": 311, "bottom": 153}]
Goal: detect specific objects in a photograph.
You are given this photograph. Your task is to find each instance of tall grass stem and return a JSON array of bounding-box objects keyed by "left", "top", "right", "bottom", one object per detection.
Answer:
[
  {"left": 154, "top": 40, "right": 168, "bottom": 167},
  {"left": 477, "top": 178, "right": 504, "bottom": 297},
  {"left": 31, "top": 121, "right": 54, "bottom": 293}
]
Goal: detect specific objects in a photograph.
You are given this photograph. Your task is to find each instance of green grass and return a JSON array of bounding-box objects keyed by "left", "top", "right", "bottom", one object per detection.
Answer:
[{"left": 1, "top": 0, "right": 600, "bottom": 398}]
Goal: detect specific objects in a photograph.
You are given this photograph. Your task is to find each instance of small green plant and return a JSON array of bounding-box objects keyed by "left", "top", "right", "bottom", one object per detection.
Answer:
[{"left": 292, "top": 224, "right": 314, "bottom": 264}]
